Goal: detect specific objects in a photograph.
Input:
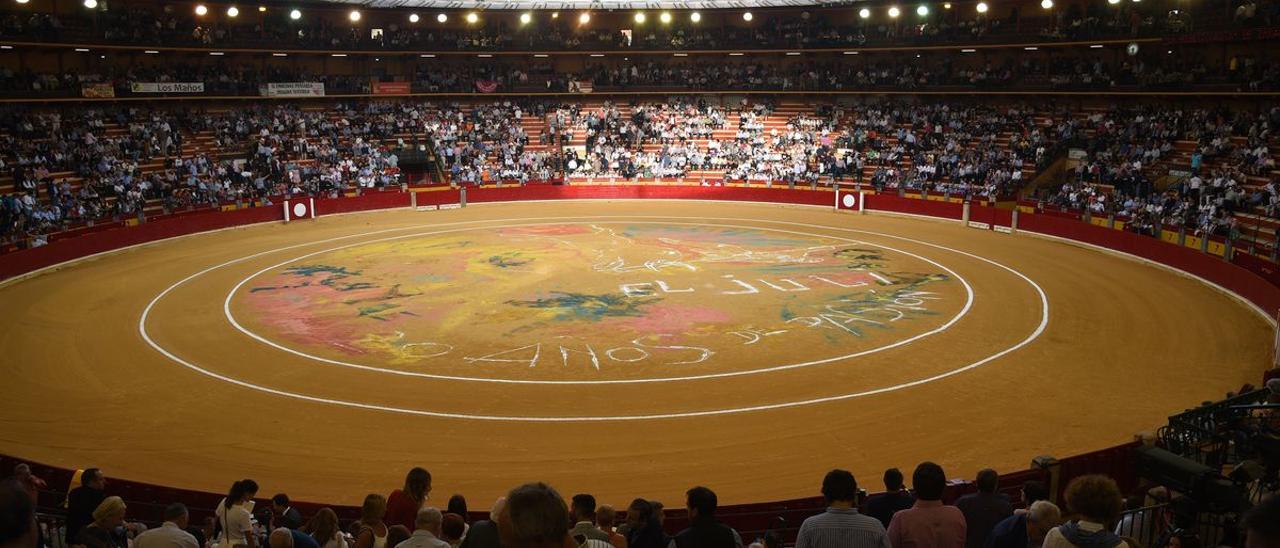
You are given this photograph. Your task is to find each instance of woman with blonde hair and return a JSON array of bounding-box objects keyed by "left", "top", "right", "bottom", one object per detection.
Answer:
[
  {"left": 354, "top": 494, "right": 389, "bottom": 548},
  {"left": 80, "top": 496, "right": 126, "bottom": 548},
  {"left": 307, "top": 508, "right": 348, "bottom": 548}
]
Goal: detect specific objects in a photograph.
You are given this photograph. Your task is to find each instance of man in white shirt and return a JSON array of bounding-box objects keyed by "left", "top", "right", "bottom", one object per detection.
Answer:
[
  {"left": 396, "top": 508, "right": 449, "bottom": 548},
  {"left": 134, "top": 503, "right": 199, "bottom": 548}
]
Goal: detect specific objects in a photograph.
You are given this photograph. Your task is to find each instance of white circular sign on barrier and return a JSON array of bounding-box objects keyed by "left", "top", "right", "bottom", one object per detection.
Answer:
[
  {"left": 293, "top": 203, "right": 308, "bottom": 218},
  {"left": 842, "top": 194, "right": 857, "bottom": 208}
]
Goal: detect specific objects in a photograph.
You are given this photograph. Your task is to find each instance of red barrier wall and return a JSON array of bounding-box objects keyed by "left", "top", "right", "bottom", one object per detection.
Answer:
[{"left": 1018, "top": 213, "right": 1280, "bottom": 314}]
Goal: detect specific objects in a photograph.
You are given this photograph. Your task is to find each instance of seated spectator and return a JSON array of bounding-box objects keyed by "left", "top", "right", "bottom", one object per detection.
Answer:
[
  {"left": 596, "top": 505, "right": 628, "bottom": 548},
  {"left": 795, "top": 469, "right": 890, "bottom": 548},
  {"left": 387, "top": 527, "right": 411, "bottom": 548},
  {"left": 440, "top": 514, "right": 465, "bottom": 548},
  {"left": 8, "top": 465, "right": 44, "bottom": 506},
  {"left": 0, "top": 479, "right": 37, "bottom": 548},
  {"left": 1244, "top": 495, "right": 1280, "bottom": 548},
  {"left": 570, "top": 495, "right": 612, "bottom": 544},
  {"left": 81, "top": 496, "right": 127, "bottom": 548},
  {"left": 67, "top": 468, "right": 107, "bottom": 546},
  {"left": 668, "top": 486, "right": 740, "bottom": 548},
  {"left": 387, "top": 468, "right": 432, "bottom": 532},
  {"left": 496, "top": 483, "right": 576, "bottom": 548},
  {"left": 306, "top": 508, "right": 347, "bottom": 548},
  {"left": 1043, "top": 475, "right": 1124, "bottom": 548},
  {"left": 215, "top": 480, "right": 260, "bottom": 548},
  {"left": 866, "top": 469, "right": 915, "bottom": 529},
  {"left": 987, "top": 499, "right": 1061, "bottom": 548},
  {"left": 133, "top": 503, "right": 198, "bottom": 548},
  {"left": 272, "top": 494, "right": 303, "bottom": 531},
  {"left": 625, "top": 499, "right": 668, "bottom": 548},
  {"left": 397, "top": 509, "right": 448, "bottom": 548},
  {"left": 446, "top": 495, "right": 468, "bottom": 527},
  {"left": 354, "top": 495, "right": 390, "bottom": 548},
  {"left": 888, "top": 462, "right": 966, "bottom": 548},
  {"left": 457, "top": 498, "right": 503, "bottom": 548},
  {"left": 269, "top": 527, "right": 320, "bottom": 548},
  {"left": 956, "top": 469, "right": 1013, "bottom": 548}
]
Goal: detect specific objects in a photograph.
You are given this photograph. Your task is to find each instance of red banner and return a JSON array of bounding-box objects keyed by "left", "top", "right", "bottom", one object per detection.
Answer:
[
  {"left": 371, "top": 81, "right": 411, "bottom": 95},
  {"left": 474, "top": 80, "right": 499, "bottom": 93}
]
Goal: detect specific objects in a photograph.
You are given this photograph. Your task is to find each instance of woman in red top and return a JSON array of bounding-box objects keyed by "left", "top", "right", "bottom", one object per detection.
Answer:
[{"left": 384, "top": 468, "right": 432, "bottom": 531}]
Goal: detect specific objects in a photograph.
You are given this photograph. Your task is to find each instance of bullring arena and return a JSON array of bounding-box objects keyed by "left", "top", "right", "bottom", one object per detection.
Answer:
[{"left": 0, "top": 192, "right": 1272, "bottom": 506}]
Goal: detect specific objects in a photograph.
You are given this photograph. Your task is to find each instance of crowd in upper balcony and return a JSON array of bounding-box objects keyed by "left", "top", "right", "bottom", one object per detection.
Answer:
[{"left": 1, "top": 0, "right": 1275, "bottom": 53}]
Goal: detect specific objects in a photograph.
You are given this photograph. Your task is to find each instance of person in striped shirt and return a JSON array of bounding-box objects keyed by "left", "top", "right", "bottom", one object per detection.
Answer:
[{"left": 795, "top": 470, "right": 892, "bottom": 548}]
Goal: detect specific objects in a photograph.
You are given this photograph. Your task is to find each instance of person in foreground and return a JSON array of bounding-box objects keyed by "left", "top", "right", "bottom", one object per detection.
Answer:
[
  {"left": 133, "top": 503, "right": 199, "bottom": 548},
  {"left": 866, "top": 469, "right": 915, "bottom": 529},
  {"left": 668, "top": 487, "right": 741, "bottom": 548},
  {"left": 956, "top": 470, "right": 1013, "bottom": 548},
  {"left": 270, "top": 527, "right": 320, "bottom": 548},
  {"left": 1244, "top": 495, "right": 1280, "bottom": 548},
  {"left": 795, "top": 469, "right": 890, "bottom": 548},
  {"left": 496, "top": 482, "right": 581, "bottom": 548},
  {"left": 985, "top": 482, "right": 1058, "bottom": 548},
  {"left": 1042, "top": 475, "right": 1124, "bottom": 548},
  {"left": 0, "top": 479, "right": 37, "bottom": 548},
  {"left": 887, "top": 462, "right": 966, "bottom": 548}
]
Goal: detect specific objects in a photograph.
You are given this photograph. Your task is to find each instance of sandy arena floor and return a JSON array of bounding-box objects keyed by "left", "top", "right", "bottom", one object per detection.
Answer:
[{"left": 0, "top": 200, "right": 1271, "bottom": 508}]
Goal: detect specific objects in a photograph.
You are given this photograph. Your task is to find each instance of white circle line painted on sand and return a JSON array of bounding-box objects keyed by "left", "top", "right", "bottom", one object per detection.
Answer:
[
  {"left": 218, "top": 221, "right": 974, "bottom": 385},
  {"left": 138, "top": 214, "right": 1049, "bottom": 421}
]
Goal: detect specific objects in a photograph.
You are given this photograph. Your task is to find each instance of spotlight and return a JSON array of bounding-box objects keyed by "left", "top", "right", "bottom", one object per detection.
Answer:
[
  {"left": 15, "top": 0, "right": 28, "bottom": 4},
  {"left": 289, "top": 8, "right": 301, "bottom": 19},
  {"left": 195, "top": 4, "right": 208, "bottom": 16},
  {"left": 859, "top": 7, "right": 871, "bottom": 17},
  {"left": 917, "top": 5, "right": 929, "bottom": 15},
  {"left": 409, "top": 13, "right": 419, "bottom": 23},
  {"left": 690, "top": 11, "right": 701, "bottom": 22},
  {"left": 348, "top": 9, "right": 360, "bottom": 22},
  {"left": 742, "top": 11, "right": 753, "bottom": 21},
  {"left": 976, "top": 2, "right": 989, "bottom": 12},
  {"left": 660, "top": 11, "right": 671, "bottom": 23},
  {"left": 1107, "top": 0, "right": 1120, "bottom": 4},
  {"left": 551, "top": 12, "right": 559, "bottom": 18},
  {"left": 226, "top": 6, "right": 238, "bottom": 17},
  {"left": 258, "top": 5, "right": 265, "bottom": 11},
  {"left": 578, "top": 12, "right": 590, "bottom": 24},
  {"left": 634, "top": 12, "right": 645, "bottom": 23},
  {"left": 83, "top": 0, "right": 97, "bottom": 8},
  {"left": 520, "top": 12, "right": 531, "bottom": 24},
  {"left": 888, "top": 6, "right": 901, "bottom": 17},
  {"left": 437, "top": 13, "right": 447, "bottom": 22},
  {"left": 465, "top": 12, "right": 478, "bottom": 23},
  {"left": 944, "top": 2, "right": 952, "bottom": 8},
  {"left": 1041, "top": 0, "right": 1053, "bottom": 8}
]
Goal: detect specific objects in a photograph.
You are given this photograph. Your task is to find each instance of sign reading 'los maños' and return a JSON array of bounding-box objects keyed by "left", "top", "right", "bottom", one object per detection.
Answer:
[{"left": 131, "top": 82, "right": 205, "bottom": 93}]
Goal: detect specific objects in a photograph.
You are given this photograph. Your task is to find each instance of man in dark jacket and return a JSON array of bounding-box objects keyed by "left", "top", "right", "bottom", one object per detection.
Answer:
[
  {"left": 865, "top": 469, "right": 915, "bottom": 529},
  {"left": 956, "top": 469, "right": 1013, "bottom": 548},
  {"left": 66, "top": 468, "right": 107, "bottom": 545},
  {"left": 670, "top": 487, "right": 740, "bottom": 548}
]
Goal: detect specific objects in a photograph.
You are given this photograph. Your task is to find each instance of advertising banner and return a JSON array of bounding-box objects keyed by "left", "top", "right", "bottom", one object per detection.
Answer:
[
  {"left": 81, "top": 83, "right": 115, "bottom": 98},
  {"left": 260, "top": 82, "right": 325, "bottom": 97},
  {"left": 131, "top": 82, "right": 205, "bottom": 93},
  {"left": 372, "top": 81, "right": 411, "bottom": 95}
]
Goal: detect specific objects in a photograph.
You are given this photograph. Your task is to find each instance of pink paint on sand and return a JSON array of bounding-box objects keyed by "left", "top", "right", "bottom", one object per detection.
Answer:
[{"left": 610, "top": 304, "right": 732, "bottom": 333}]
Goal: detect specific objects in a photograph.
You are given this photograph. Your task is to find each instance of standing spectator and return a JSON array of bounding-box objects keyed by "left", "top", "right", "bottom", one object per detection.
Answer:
[
  {"left": 570, "top": 495, "right": 612, "bottom": 544},
  {"left": 272, "top": 495, "right": 303, "bottom": 531},
  {"left": 597, "top": 505, "right": 628, "bottom": 548},
  {"left": 397, "top": 509, "right": 449, "bottom": 548},
  {"left": 496, "top": 483, "right": 573, "bottom": 548},
  {"left": 387, "top": 469, "right": 432, "bottom": 532},
  {"left": 956, "top": 470, "right": 1013, "bottom": 548},
  {"left": 888, "top": 462, "right": 966, "bottom": 548},
  {"left": 215, "top": 480, "right": 260, "bottom": 548},
  {"left": 668, "top": 487, "right": 740, "bottom": 548},
  {"left": 866, "top": 469, "right": 916, "bottom": 529},
  {"left": 306, "top": 508, "right": 347, "bottom": 548},
  {"left": 354, "top": 495, "right": 390, "bottom": 548},
  {"left": 1042, "top": 476, "right": 1124, "bottom": 548},
  {"left": 80, "top": 496, "right": 126, "bottom": 548},
  {"left": 795, "top": 469, "right": 891, "bottom": 548},
  {"left": 625, "top": 499, "right": 667, "bottom": 548},
  {"left": 67, "top": 468, "right": 108, "bottom": 546},
  {"left": 1, "top": 479, "right": 37, "bottom": 548},
  {"left": 1244, "top": 496, "right": 1279, "bottom": 548},
  {"left": 134, "top": 503, "right": 199, "bottom": 548}
]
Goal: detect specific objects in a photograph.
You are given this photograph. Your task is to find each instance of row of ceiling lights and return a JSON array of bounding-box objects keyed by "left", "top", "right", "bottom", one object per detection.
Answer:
[{"left": 11, "top": 0, "right": 1148, "bottom": 19}]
